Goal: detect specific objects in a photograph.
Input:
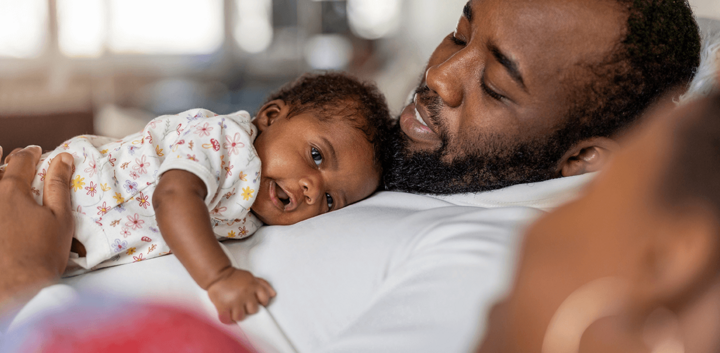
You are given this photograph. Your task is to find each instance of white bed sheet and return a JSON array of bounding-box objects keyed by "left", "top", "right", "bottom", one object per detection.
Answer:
[
  {"left": 6, "top": 246, "right": 297, "bottom": 353},
  {"left": 5, "top": 174, "right": 594, "bottom": 353}
]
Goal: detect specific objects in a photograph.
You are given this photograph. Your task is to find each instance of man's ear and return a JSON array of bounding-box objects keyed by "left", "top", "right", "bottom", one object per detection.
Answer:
[
  {"left": 558, "top": 138, "right": 620, "bottom": 177},
  {"left": 254, "top": 99, "right": 288, "bottom": 132},
  {"left": 635, "top": 206, "right": 719, "bottom": 309}
]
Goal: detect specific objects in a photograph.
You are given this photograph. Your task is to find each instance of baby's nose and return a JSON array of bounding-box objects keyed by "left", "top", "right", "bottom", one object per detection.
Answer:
[{"left": 299, "top": 176, "right": 322, "bottom": 205}]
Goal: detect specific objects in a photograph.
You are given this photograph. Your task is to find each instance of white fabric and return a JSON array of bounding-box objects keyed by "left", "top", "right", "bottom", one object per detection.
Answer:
[
  {"left": 7, "top": 174, "right": 593, "bottom": 353},
  {"left": 228, "top": 174, "right": 593, "bottom": 353},
  {"left": 679, "top": 18, "right": 720, "bottom": 103},
  {"left": 429, "top": 173, "right": 594, "bottom": 211}
]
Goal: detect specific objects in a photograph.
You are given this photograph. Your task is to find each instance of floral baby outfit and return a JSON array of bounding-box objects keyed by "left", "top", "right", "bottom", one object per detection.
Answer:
[{"left": 30, "top": 109, "right": 263, "bottom": 273}]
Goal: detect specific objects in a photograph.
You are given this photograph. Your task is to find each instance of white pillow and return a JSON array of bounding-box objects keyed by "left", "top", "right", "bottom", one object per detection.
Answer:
[{"left": 679, "top": 17, "right": 720, "bottom": 103}]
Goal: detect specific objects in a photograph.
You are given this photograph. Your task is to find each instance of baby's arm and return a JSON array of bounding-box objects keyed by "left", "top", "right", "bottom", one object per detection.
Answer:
[{"left": 153, "top": 170, "right": 276, "bottom": 323}]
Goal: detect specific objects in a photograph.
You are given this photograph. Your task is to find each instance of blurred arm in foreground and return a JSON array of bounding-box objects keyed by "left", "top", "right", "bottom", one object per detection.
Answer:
[{"left": 478, "top": 93, "right": 720, "bottom": 353}]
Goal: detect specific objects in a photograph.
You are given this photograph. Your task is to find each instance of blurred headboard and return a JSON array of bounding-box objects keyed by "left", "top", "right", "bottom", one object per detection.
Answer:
[
  {"left": 0, "top": 85, "right": 93, "bottom": 154},
  {"left": 0, "top": 111, "right": 94, "bottom": 154}
]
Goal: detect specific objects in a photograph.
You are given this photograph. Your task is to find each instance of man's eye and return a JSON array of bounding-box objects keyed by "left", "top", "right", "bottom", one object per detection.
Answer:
[
  {"left": 311, "top": 147, "right": 322, "bottom": 166},
  {"left": 326, "top": 193, "right": 334, "bottom": 210},
  {"left": 481, "top": 76, "right": 505, "bottom": 102}
]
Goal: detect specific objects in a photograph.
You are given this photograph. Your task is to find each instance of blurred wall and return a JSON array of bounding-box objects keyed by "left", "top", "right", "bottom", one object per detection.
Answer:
[
  {"left": 0, "top": 0, "right": 716, "bottom": 151},
  {"left": 691, "top": 0, "right": 720, "bottom": 20}
]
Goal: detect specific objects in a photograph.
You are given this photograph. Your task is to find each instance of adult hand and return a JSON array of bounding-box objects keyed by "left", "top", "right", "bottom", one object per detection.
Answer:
[{"left": 0, "top": 146, "right": 75, "bottom": 309}]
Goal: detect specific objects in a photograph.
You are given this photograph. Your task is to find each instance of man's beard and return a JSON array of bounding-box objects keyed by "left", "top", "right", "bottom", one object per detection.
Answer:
[{"left": 383, "top": 90, "right": 578, "bottom": 195}]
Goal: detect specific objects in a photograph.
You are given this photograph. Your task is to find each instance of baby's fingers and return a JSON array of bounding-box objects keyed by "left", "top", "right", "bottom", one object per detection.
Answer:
[
  {"left": 257, "top": 278, "right": 277, "bottom": 297},
  {"left": 232, "top": 305, "right": 246, "bottom": 322},
  {"left": 244, "top": 300, "right": 259, "bottom": 316},
  {"left": 255, "top": 279, "right": 276, "bottom": 307},
  {"left": 218, "top": 309, "right": 234, "bottom": 325}
]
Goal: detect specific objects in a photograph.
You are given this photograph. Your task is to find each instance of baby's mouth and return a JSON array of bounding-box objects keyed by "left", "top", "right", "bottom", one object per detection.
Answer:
[
  {"left": 269, "top": 180, "right": 297, "bottom": 212},
  {"left": 276, "top": 185, "right": 291, "bottom": 206}
]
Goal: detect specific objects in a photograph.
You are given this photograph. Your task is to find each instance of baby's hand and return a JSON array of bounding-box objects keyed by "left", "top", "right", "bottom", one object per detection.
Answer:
[{"left": 207, "top": 268, "right": 277, "bottom": 324}]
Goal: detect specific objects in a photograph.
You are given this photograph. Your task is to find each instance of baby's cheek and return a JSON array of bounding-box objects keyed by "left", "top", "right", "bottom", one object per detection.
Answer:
[{"left": 249, "top": 191, "right": 273, "bottom": 224}]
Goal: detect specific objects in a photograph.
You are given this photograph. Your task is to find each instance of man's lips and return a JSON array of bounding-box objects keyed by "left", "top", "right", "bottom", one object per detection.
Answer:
[
  {"left": 399, "top": 100, "right": 441, "bottom": 146},
  {"left": 268, "top": 180, "right": 297, "bottom": 212}
]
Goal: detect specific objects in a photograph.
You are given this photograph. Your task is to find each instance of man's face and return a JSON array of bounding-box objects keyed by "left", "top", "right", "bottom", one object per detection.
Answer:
[{"left": 385, "top": 0, "right": 624, "bottom": 194}]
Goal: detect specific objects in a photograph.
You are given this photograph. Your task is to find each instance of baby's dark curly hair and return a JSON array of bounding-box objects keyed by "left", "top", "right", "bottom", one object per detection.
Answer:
[
  {"left": 262, "top": 72, "right": 393, "bottom": 175},
  {"left": 556, "top": 0, "right": 701, "bottom": 149}
]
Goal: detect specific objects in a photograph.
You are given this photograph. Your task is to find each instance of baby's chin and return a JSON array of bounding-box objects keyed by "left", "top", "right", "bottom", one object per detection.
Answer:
[
  {"left": 250, "top": 208, "right": 309, "bottom": 226},
  {"left": 251, "top": 180, "right": 282, "bottom": 225},
  {"left": 250, "top": 194, "right": 297, "bottom": 226},
  {"left": 250, "top": 193, "right": 278, "bottom": 225},
  {"left": 249, "top": 209, "right": 269, "bottom": 225}
]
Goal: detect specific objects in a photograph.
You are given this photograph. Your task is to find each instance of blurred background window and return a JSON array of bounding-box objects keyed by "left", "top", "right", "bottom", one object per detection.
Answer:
[
  {"left": 0, "top": 0, "right": 48, "bottom": 58},
  {"left": 57, "top": 0, "right": 106, "bottom": 58},
  {"left": 347, "top": 0, "right": 401, "bottom": 40},
  {"left": 108, "top": 0, "right": 224, "bottom": 55},
  {"left": 235, "top": 0, "right": 273, "bottom": 54},
  {"left": 0, "top": 0, "right": 717, "bottom": 153}
]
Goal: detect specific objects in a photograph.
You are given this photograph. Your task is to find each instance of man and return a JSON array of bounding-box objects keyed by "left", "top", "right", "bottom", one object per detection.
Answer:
[
  {"left": 384, "top": 0, "right": 700, "bottom": 193},
  {"left": 0, "top": 0, "right": 701, "bottom": 352}
]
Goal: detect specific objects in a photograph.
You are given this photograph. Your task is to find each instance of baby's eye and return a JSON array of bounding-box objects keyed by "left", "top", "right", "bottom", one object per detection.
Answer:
[
  {"left": 326, "top": 193, "right": 334, "bottom": 210},
  {"left": 311, "top": 147, "right": 322, "bottom": 166}
]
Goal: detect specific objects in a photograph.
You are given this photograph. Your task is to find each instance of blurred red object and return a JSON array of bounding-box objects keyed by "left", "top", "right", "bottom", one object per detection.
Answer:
[{"left": 9, "top": 302, "right": 254, "bottom": 353}]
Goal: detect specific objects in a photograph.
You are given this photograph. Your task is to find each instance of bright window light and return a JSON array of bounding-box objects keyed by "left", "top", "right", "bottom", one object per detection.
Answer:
[
  {"left": 347, "top": 0, "right": 401, "bottom": 40},
  {"left": 0, "top": 0, "right": 48, "bottom": 58},
  {"left": 304, "top": 34, "right": 352, "bottom": 70},
  {"left": 58, "top": 0, "right": 106, "bottom": 58},
  {"left": 108, "top": 0, "right": 224, "bottom": 55},
  {"left": 234, "top": 0, "right": 273, "bottom": 54}
]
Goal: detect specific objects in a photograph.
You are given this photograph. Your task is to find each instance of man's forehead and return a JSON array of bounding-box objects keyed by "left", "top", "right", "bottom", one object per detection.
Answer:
[{"left": 466, "top": 0, "right": 625, "bottom": 75}]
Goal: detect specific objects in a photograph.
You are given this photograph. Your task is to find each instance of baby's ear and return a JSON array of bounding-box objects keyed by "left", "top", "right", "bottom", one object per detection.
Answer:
[{"left": 255, "top": 100, "right": 288, "bottom": 132}]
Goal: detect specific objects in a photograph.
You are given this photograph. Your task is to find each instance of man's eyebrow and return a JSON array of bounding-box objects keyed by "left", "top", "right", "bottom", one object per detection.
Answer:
[
  {"left": 463, "top": 1, "right": 473, "bottom": 21},
  {"left": 488, "top": 42, "right": 527, "bottom": 92}
]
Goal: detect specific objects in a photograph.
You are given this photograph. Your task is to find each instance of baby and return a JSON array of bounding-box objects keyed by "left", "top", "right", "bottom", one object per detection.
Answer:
[{"left": 12, "top": 72, "right": 392, "bottom": 322}]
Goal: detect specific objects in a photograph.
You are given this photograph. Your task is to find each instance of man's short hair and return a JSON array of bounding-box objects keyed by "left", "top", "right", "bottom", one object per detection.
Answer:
[
  {"left": 562, "top": 0, "right": 701, "bottom": 142},
  {"left": 263, "top": 72, "right": 393, "bottom": 173}
]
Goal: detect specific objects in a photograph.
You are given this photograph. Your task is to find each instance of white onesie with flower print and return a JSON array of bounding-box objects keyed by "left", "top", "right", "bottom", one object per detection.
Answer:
[{"left": 29, "top": 109, "right": 263, "bottom": 274}]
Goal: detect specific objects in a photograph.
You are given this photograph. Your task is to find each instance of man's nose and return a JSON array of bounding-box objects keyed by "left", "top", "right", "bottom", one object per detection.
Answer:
[
  {"left": 299, "top": 175, "right": 323, "bottom": 205},
  {"left": 425, "top": 50, "right": 472, "bottom": 108}
]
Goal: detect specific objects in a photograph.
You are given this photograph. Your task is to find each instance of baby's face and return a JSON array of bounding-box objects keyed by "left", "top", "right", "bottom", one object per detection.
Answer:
[{"left": 251, "top": 110, "right": 380, "bottom": 225}]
